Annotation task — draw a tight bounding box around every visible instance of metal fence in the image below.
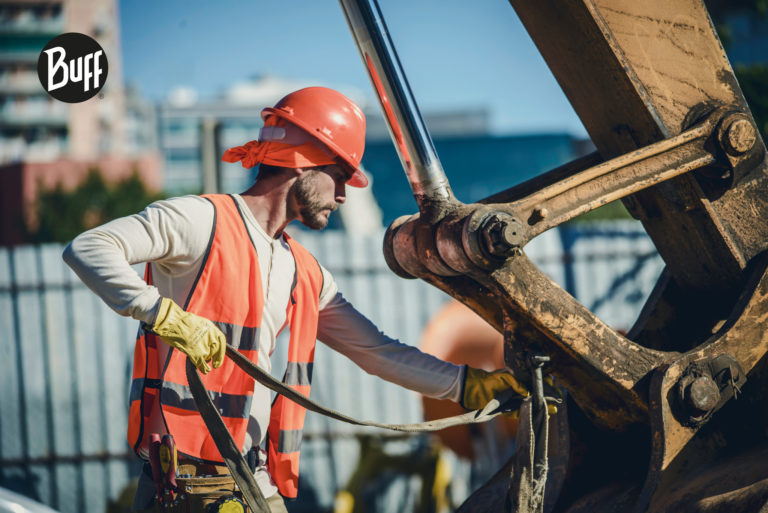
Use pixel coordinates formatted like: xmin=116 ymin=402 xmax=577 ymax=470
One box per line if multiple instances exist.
xmin=0 ymin=222 xmax=664 ymax=513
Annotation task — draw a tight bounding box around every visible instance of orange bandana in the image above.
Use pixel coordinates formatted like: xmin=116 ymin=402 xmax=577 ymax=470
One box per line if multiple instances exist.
xmin=221 ymin=117 xmax=338 ymax=169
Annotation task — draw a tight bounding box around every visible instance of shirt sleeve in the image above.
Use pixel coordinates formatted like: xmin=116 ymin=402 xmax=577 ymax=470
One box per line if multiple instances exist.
xmin=317 ymin=262 xmax=339 ymax=310
xmin=62 ymin=195 xmax=214 ymax=324
xmin=316 ymin=292 xmax=465 ymax=402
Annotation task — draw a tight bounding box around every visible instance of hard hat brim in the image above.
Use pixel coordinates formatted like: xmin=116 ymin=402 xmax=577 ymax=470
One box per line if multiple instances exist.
xmin=346 ymin=168 xmax=369 ymax=188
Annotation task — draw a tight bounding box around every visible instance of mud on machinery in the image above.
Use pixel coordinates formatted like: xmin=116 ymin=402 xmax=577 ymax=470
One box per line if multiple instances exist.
xmin=339 ymin=0 xmax=768 ymax=511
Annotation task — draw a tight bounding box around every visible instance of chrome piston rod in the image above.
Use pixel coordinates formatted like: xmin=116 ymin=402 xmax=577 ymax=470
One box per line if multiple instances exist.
xmin=339 ymin=0 xmax=454 ymax=220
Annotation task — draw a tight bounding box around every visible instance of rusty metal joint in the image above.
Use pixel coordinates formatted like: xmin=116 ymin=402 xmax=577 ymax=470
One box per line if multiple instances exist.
xmin=383 ymin=215 xmax=418 ymax=279
xmin=460 ymin=207 xmax=527 ymax=271
xmin=479 ymin=212 xmax=525 ymax=259
xmin=717 ymin=112 xmax=758 ymax=157
xmin=711 ymin=111 xmax=765 ymax=187
xmin=673 ymin=354 xmax=746 ymax=428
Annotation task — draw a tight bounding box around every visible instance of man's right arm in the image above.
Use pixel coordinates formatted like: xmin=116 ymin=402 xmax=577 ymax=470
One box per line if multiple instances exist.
xmin=62 ymin=196 xmax=214 ymax=324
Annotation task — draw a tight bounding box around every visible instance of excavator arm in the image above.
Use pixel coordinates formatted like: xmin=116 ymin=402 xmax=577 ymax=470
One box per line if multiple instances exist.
xmin=339 ymin=0 xmax=768 ymax=511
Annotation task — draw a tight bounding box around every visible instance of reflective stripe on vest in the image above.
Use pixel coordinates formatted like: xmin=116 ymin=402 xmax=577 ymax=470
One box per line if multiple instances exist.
xmin=126 ymin=194 xmax=323 ymax=498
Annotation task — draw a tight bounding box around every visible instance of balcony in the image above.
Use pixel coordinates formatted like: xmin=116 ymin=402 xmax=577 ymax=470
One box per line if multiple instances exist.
xmin=0 ymin=7 xmax=64 ymax=36
xmin=0 ymin=71 xmax=41 ymax=94
xmin=0 ymin=99 xmax=68 ymax=126
xmin=0 ymin=50 xmax=39 ymax=63
xmin=0 ymin=136 xmax=66 ymax=165
xmin=0 ymin=19 xmax=63 ymax=36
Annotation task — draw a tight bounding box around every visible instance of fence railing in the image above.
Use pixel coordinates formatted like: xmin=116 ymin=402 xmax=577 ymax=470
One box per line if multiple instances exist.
xmin=0 ymin=222 xmax=664 ymax=513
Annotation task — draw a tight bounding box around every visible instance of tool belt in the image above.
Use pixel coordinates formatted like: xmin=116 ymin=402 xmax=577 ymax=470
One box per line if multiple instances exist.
xmin=147 ymin=459 xmax=250 ymax=513
xmin=143 ymin=435 xmax=253 ymax=513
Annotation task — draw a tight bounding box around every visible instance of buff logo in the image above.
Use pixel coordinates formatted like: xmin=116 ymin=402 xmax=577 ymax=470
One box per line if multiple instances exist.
xmin=38 ymin=33 xmax=109 ymax=103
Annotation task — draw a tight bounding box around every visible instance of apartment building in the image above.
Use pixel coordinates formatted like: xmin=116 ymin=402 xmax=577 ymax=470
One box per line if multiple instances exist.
xmin=0 ymin=0 xmax=125 ymax=164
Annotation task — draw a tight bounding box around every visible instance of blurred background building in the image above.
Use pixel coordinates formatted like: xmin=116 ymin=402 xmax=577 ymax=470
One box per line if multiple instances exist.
xmin=0 ymin=0 xmax=68 ymax=163
xmin=0 ymin=0 xmax=161 ymax=246
xmin=0 ymin=0 xmax=126 ymax=162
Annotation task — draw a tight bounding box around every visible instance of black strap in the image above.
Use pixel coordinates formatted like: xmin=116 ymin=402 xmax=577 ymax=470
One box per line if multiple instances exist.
xmin=186 ymin=359 xmax=271 ymax=513
xmin=225 ymin=345 xmax=523 ymax=431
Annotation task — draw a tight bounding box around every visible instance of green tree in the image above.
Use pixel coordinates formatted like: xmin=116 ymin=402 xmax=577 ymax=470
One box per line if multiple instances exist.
xmin=28 ymin=167 xmax=165 ymax=243
xmin=705 ymin=0 xmax=768 ymax=48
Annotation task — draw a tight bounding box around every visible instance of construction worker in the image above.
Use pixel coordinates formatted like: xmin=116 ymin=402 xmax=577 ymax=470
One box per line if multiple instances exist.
xmin=63 ymin=87 xmax=529 ymax=513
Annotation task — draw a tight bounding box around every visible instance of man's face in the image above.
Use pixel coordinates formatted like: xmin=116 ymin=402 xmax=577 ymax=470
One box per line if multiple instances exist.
xmin=291 ymin=164 xmax=349 ymax=230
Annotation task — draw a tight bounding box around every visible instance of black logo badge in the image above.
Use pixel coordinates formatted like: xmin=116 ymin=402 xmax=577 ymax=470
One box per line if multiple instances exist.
xmin=37 ymin=32 xmax=108 ymax=103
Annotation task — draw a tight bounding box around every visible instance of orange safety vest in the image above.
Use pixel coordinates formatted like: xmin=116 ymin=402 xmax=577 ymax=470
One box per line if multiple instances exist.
xmin=126 ymin=193 xmax=324 ymax=498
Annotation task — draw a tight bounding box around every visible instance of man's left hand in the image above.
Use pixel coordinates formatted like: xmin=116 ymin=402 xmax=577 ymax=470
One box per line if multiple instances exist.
xmin=460 ymin=366 xmax=530 ymax=411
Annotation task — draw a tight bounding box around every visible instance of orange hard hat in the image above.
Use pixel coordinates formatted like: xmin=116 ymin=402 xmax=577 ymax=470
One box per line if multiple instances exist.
xmin=262 ymin=87 xmax=368 ymax=187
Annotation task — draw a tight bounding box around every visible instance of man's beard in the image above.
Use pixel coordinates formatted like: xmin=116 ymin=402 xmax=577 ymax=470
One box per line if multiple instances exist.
xmin=292 ymin=171 xmax=338 ymax=230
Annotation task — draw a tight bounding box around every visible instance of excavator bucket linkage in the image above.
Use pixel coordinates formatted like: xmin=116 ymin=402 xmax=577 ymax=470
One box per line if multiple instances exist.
xmin=340 ymin=0 xmax=768 ymax=511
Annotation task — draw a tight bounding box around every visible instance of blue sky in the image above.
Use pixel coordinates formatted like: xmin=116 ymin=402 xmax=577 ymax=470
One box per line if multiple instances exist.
xmin=119 ymin=1 xmax=587 ymax=136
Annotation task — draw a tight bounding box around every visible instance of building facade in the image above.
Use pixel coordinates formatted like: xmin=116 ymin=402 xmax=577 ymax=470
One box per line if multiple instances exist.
xmin=0 ymin=0 xmax=126 ymax=164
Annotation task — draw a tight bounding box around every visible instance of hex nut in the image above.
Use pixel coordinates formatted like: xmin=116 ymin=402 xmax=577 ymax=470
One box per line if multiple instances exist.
xmin=481 ymin=214 xmax=524 ymax=257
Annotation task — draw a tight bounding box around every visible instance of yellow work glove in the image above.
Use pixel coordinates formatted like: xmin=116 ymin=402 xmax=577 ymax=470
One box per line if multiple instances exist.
xmin=150 ymin=297 xmax=227 ymax=374
xmin=460 ymin=366 xmax=530 ymax=411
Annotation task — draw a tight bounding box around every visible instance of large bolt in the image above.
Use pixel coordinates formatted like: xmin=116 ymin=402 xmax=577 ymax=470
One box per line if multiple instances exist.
xmin=481 ymin=213 xmax=525 ymax=258
xmin=685 ymin=376 xmax=720 ymax=414
xmin=723 ymin=118 xmax=757 ymax=155
xmin=500 ymin=221 xmax=522 ymax=247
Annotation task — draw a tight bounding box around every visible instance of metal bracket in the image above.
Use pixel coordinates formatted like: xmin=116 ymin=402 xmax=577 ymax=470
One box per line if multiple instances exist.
xmin=673 ymin=354 xmax=746 ymax=428
xmin=633 ymin=252 xmax=768 ymax=512
xmin=342 ymin=0 xmax=768 ymax=509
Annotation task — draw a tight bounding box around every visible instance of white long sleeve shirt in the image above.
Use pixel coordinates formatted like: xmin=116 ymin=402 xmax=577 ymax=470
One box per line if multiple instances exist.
xmin=63 ymin=194 xmax=463 ymax=497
